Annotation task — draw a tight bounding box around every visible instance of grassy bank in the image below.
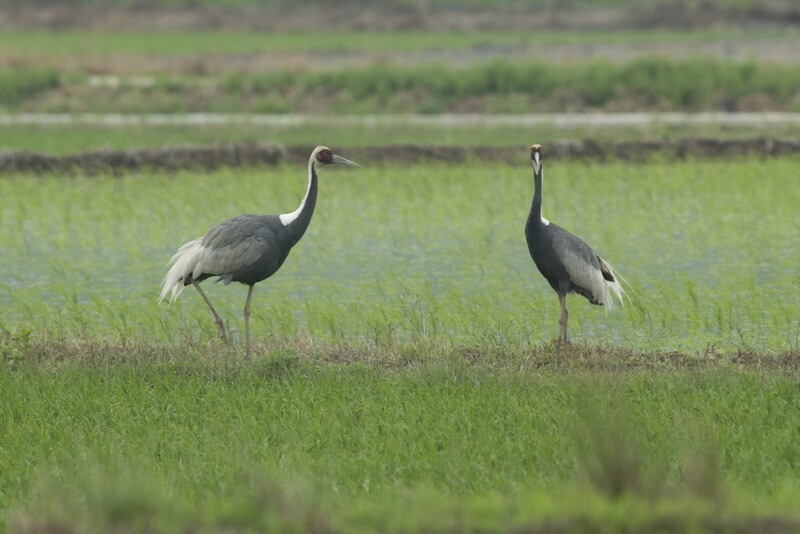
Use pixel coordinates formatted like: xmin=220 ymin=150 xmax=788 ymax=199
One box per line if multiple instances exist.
xmin=2 ymin=347 xmax=800 ymax=533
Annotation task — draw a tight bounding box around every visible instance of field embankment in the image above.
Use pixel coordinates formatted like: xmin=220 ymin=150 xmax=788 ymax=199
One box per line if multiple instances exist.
xmin=2 ymin=137 xmax=800 ymax=175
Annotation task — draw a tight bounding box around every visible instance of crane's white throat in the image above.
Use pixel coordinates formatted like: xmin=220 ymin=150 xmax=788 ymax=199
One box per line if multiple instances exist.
xmin=279 ymin=160 xmax=315 ymax=226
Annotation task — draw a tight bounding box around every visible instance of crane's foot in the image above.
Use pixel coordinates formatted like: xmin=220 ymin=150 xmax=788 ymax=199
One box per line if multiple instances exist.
xmin=557 ymin=322 xmax=569 ymax=346
xmin=214 ymin=319 xmax=228 ymax=342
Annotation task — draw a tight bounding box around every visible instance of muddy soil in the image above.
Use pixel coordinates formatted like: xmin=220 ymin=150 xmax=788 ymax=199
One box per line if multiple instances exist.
xmin=2 ymin=138 xmax=798 ymax=176
xmin=0 ymin=142 xmax=286 ymax=176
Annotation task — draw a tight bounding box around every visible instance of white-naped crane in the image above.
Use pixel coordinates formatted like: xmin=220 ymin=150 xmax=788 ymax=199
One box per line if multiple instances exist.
xmin=159 ymin=145 xmax=360 ymax=360
xmin=525 ymin=144 xmax=624 ymax=344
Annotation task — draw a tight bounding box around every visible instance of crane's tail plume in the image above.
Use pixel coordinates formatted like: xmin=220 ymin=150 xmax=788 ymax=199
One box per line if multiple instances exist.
xmin=159 ymin=238 xmax=204 ymax=304
xmin=598 ymin=257 xmax=626 ymax=310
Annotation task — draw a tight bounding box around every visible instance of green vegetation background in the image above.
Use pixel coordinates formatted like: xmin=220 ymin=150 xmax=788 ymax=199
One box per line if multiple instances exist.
xmin=2 ymin=3 xmax=800 ymax=532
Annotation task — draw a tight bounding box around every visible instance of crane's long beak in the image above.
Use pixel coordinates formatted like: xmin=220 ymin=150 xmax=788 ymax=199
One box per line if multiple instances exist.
xmin=333 ymin=154 xmax=360 ymax=167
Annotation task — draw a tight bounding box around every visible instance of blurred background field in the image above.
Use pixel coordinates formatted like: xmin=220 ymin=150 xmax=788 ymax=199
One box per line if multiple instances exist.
xmin=2 ymin=1 xmax=800 ymax=532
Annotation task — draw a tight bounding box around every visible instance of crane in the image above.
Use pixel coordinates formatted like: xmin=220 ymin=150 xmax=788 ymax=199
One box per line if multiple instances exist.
xmin=524 ymin=144 xmax=624 ymax=344
xmin=159 ymin=145 xmax=360 ymax=360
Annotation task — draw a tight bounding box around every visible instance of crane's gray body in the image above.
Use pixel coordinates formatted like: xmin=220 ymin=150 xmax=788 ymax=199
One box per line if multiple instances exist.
xmin=167 ymin=167 xmax=317 ymax=294
xmin=191 ymin=214 xmax=298 ymax=286
xmin=525 ymin=220 xmax=609 ymax=305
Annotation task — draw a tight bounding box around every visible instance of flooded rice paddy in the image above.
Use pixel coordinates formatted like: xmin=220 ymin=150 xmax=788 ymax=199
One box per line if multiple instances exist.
xmin=1 ymin=157 xmax=798 ymax=352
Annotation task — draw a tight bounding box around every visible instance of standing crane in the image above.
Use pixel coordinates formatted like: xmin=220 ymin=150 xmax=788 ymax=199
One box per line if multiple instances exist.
xmin=159 ymin=145 xmax=360 ymax=360
xmin=524 ymin=144 xmax=624 ymax=344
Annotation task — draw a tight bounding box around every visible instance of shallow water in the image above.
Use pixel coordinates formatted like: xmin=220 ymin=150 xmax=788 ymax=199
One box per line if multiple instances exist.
xmin=1 ymin=159 xmax=798 ymax=352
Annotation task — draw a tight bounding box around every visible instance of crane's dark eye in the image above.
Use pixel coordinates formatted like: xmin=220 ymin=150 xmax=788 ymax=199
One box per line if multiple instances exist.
xmin=317 ymin=150 xmax=333 ymax=163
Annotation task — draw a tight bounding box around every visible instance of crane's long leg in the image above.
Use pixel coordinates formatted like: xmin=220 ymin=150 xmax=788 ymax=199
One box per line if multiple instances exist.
xmin=243 ymin=285 xmax=255 ymax=361
xmin=557 ymin=293 xmax=569 ymax=345
xmin=192 ymin=280 xmax=227 ymax=341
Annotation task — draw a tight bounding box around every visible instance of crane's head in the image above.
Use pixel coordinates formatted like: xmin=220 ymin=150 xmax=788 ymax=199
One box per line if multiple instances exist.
xmin=312 ymin=145 xmax=360 ymax=170
xmin=530 ymin=144 xmax=543 ymax=175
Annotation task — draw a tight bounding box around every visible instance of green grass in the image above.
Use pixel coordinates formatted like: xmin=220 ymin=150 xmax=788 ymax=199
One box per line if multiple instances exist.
xmin=5 ymin=57 xmax=800 ymax=113
xmin=3 ymin=29 xmax=797 ymax=59
xmin=0 ymin=67 xmax=58 ymax=107
xmin=2 ymin=351 xmax=800 ymax=533
xmin=227 ymin=58 xmax=800 ymax=112
xmin=1 ymin=158 xmax=798 ymax=353
xmin=6 ymin=120 xmax=800 ymax=155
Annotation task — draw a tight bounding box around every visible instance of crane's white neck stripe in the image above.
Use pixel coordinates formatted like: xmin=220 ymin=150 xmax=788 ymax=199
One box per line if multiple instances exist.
xmin=537 ymin=167 xmax=549 ymax=225
xmin=279 ymin=207 xmax=302 ymax=226
xmin=279 ymin=160 xmax=316 ymax=226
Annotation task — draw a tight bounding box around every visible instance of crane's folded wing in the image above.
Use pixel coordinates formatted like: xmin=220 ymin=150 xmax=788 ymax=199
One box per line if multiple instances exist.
xmin=195 ymin=231 xmax=270 ymax=280
xmin=551 ymin=232 xmax=611 ymax=307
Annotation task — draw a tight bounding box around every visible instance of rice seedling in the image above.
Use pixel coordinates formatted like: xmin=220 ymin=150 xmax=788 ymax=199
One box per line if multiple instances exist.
xmin=0 ymin=157 xmax=797 ymax=353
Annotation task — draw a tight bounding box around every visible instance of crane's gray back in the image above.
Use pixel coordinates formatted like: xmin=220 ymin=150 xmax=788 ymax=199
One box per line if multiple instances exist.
xmin=197 ymin=214 xmax=290 ymax=285
xmin=529 ymin=222 xmax=610 ymax=304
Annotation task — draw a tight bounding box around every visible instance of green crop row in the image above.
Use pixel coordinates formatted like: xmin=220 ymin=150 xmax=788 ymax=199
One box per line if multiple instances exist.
xmin=227 ymin=57 xmax=800 ymax=111
xmin=4 ymin=57 xmax=799 ymax=113
xmin=0 ymin=67 xmax=58 ymax=108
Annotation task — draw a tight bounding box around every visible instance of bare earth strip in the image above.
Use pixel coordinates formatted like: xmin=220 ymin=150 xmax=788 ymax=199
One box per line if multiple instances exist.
xmin=2 ymin=137 xmax=799 ymax=175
